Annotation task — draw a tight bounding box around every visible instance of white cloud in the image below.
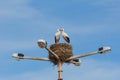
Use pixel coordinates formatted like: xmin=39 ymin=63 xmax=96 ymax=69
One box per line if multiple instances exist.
xmin=0 ymin=40 xmax=36 ymax=53
xmin=66 ymin=25 xmax=112 ymax=36
xmin=0 ymin=0 xmax=43 ymax=21
xmin=62 ymin=59 xmax=120 ymax=80
xmin=82 ymin=0 xmax=120 ymax=6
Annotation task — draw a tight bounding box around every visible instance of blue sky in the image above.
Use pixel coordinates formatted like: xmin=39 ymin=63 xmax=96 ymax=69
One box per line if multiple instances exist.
xmin=0 ymin=0 xmax=120 ymax=80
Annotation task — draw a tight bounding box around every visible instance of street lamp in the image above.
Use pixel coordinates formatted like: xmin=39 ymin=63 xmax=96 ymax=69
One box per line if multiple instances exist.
xmin=37 ymin=39 xmax=47 ymax=48
xmin=98 ymin=46 xmax=111 ymax=54
xmin=12 ymin=39 xmax=111 ymax=80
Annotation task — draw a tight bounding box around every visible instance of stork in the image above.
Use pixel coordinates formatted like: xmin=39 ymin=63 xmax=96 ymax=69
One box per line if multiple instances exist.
xmin=55 ymin=29 xmax=61 ymax=43
xmin=60 ymin=28 xmax=70 ymax=43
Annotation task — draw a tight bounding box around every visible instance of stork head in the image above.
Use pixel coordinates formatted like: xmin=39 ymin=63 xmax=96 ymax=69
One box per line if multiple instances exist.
xmin=59 ymin=28 xmax=64 ymax=32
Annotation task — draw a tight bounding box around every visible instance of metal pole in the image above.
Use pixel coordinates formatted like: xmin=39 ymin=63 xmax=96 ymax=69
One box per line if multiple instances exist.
xmin=58 ymin=62 xmax=63 ymax=80
xmin=12 ymin=56 xmax=50 ymax=61
xmin=45 ymin=47 xmax=59 ymax=60
xmin=66 ymin=51 xmax=100 ymax=61
xmin=66 ymin=47 xmax=111 ymax=61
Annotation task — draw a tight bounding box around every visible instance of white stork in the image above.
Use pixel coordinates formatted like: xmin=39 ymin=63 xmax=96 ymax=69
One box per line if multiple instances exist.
xmin=55 ymin=29 xmax=61 ymax=43
xmin=60 ymin=28 xmax=70 ymax=43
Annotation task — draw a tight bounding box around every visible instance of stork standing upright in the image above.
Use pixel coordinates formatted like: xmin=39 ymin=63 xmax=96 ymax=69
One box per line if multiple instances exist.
xmin=60 ymin=28 xmax=70 ymax=43
xmin=55 ymin=29 xmax=61 ymax=43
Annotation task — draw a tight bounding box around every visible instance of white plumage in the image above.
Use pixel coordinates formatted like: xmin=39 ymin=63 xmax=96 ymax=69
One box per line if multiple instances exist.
xmin=60 ymin=28 xmax=70 ymax=43
xmin=55 ymin=29 xmax=61 ymax=43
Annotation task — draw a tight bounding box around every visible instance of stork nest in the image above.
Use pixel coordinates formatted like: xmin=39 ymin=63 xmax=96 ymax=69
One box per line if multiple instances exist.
xmin=49 ymin=43 xmax=73 ymax=65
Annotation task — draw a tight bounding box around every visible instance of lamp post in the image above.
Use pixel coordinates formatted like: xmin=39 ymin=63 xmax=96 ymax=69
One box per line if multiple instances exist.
xmin=12 ymin=39 xmax=111 ymax=80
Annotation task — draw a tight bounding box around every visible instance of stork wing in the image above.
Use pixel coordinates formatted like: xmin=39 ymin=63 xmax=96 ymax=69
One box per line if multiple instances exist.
xmin=63 ymin=36 xmax=70 ymax=43
xmin=55 ymin=36 xmax=60 ymax=43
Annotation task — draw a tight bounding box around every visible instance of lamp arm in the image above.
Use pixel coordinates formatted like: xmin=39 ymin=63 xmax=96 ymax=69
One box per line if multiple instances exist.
xmin=12 ymin=56 xmax=50 ymax=61
xmin=45 ymin=47 xmax=59 ymax=60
